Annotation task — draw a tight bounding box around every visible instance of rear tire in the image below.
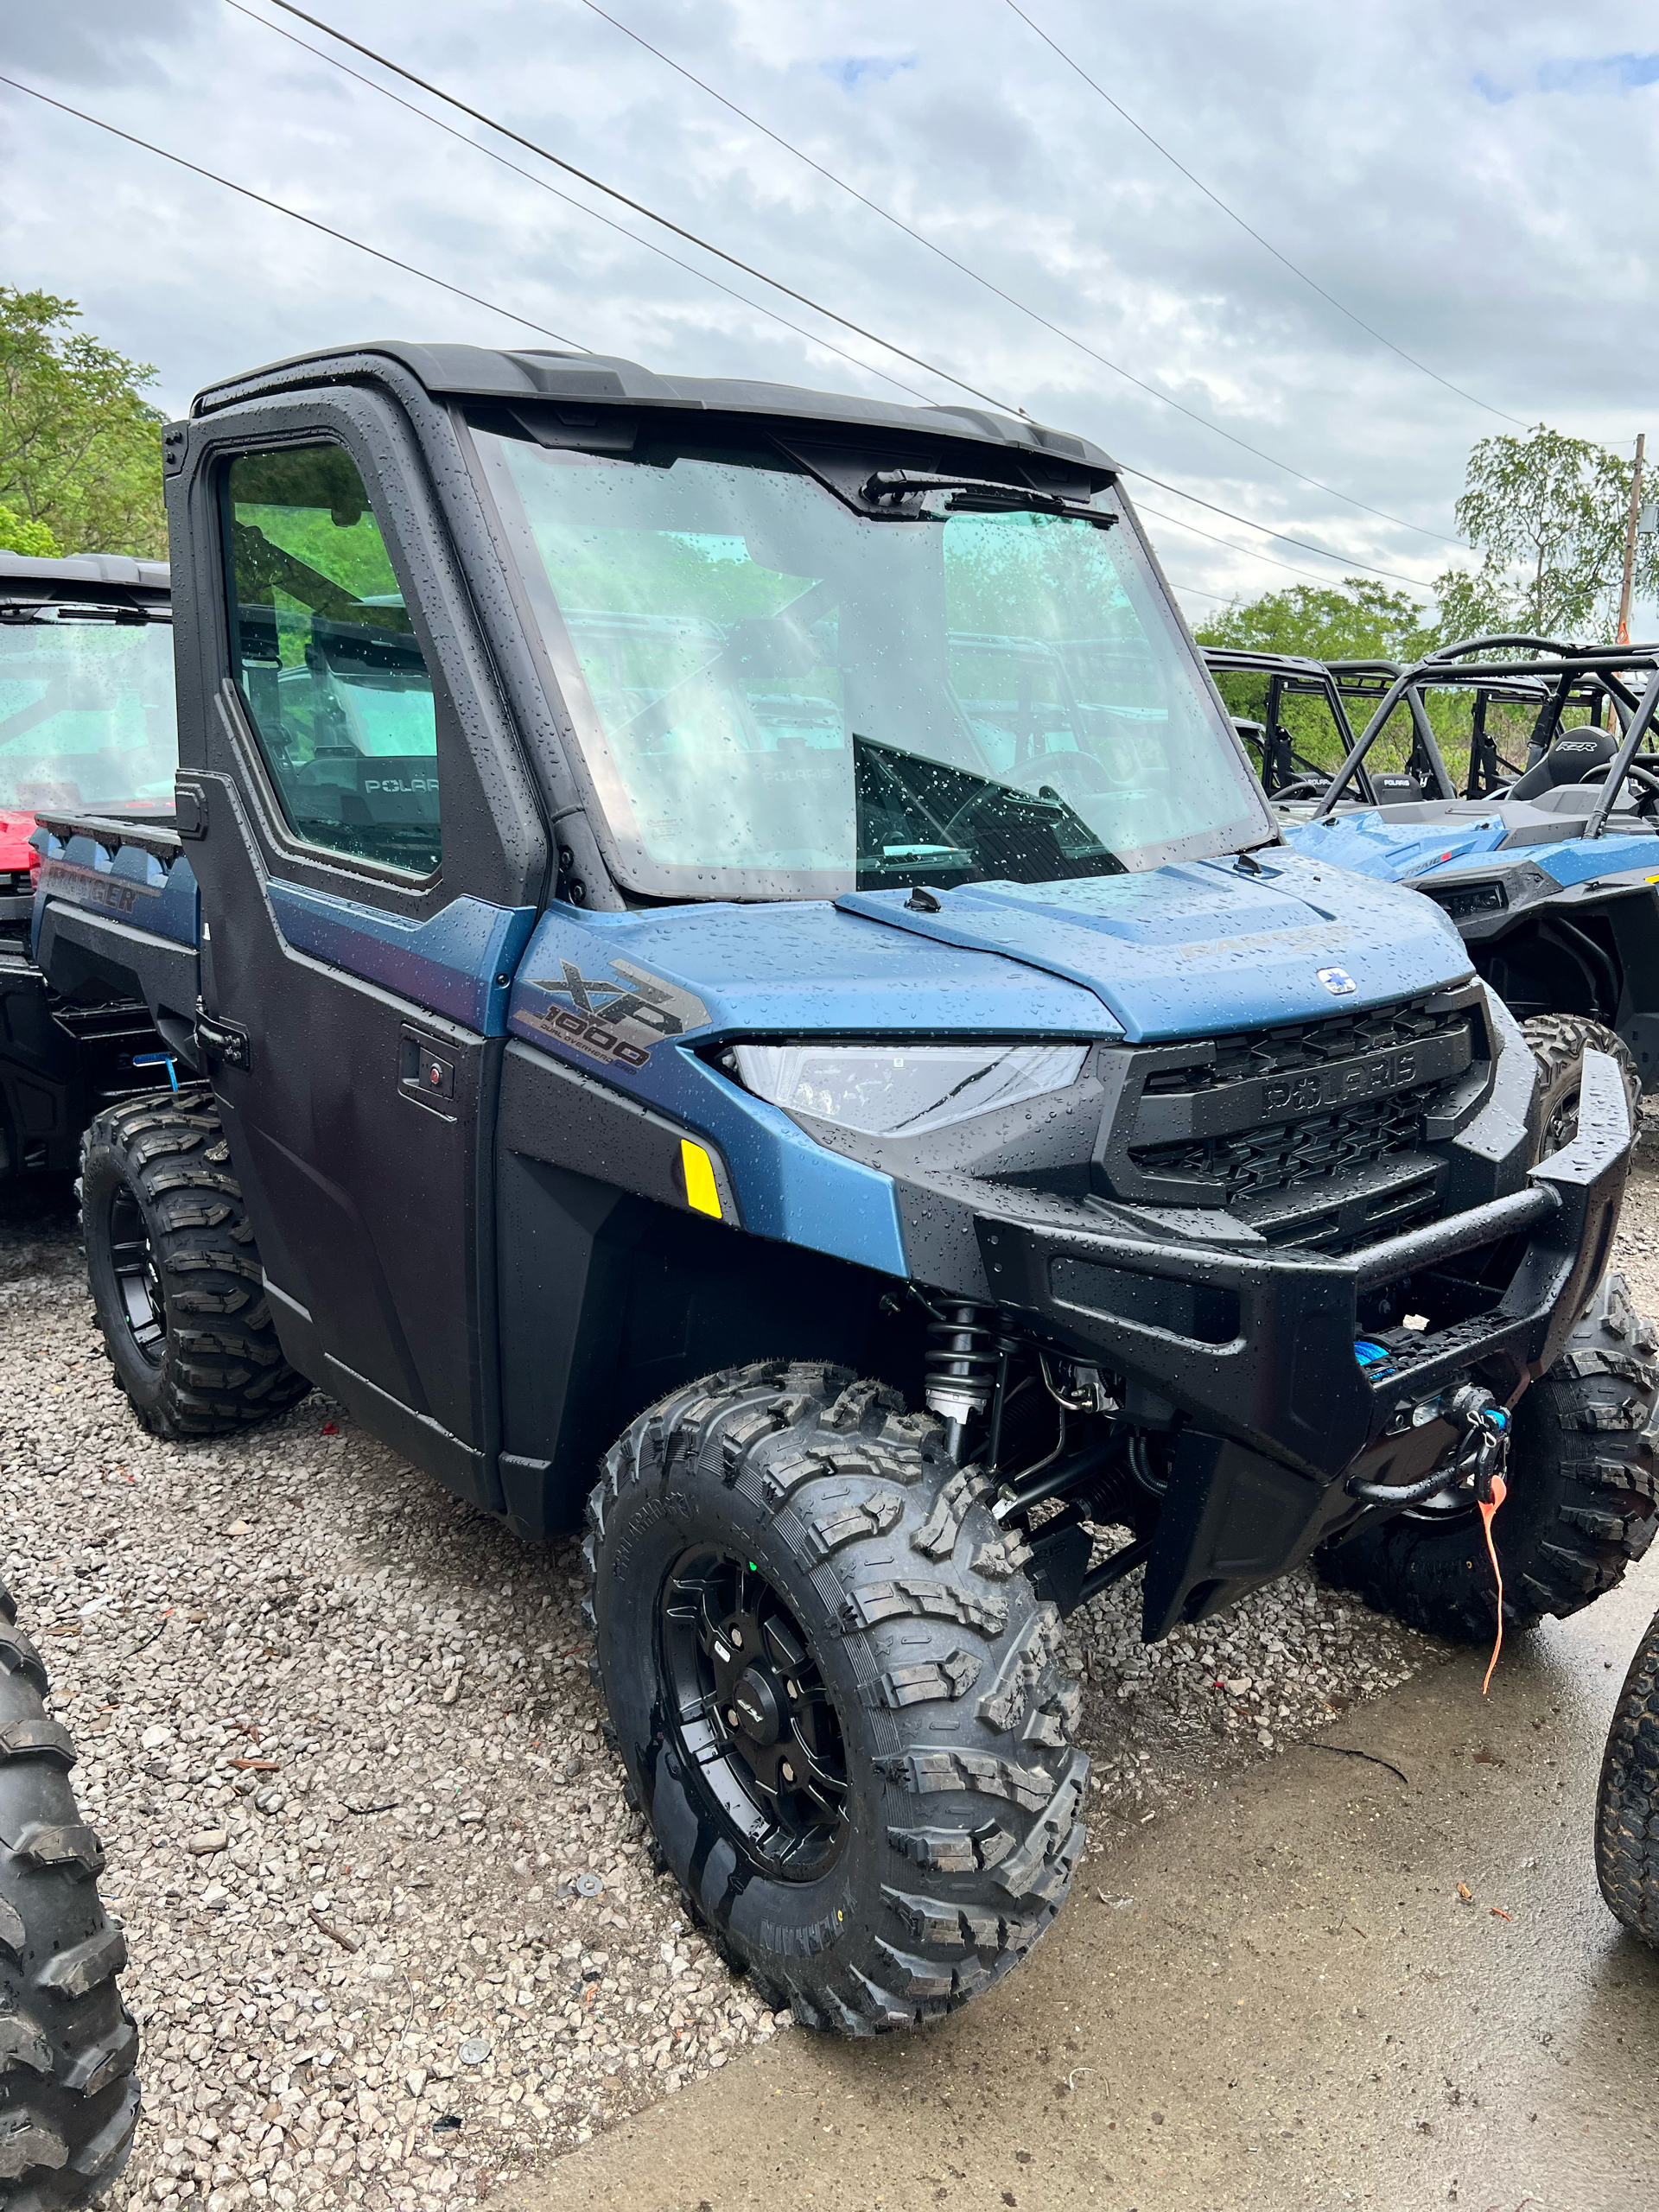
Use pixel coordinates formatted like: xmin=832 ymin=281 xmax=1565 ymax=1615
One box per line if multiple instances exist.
xmin=79 ymin=1088 xmax=310 ymax=1439
xmin=1317 ymin=1272 xmax=1659 ymax=1642
xmin=1522 ymin=1014 xmax=1638 ymax=1161
xmin=1597 ymin=1602 xmax=1659 ymax=1944
xmin=584 ymin=1362 xmax=1086 ymax=2035
xmin=0 ymin=1582 xmax=139 ymax=2212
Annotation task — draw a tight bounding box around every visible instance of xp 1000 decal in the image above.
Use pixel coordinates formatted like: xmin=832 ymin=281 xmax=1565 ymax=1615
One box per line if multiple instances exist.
xmin=520 ymin=956 xmax=709 ymax=1071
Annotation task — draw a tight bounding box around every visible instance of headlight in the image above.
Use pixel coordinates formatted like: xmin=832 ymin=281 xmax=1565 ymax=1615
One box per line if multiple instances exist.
xmin=729 ymin=1041 xmax=1090 ymax=1136
xmin=1427 ymin=880 xmax=1507 ymax=921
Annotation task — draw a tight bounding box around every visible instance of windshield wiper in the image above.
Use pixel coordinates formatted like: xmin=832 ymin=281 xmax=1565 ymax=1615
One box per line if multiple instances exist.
xmin=860 ymin=470 xmax=1114 ymax=523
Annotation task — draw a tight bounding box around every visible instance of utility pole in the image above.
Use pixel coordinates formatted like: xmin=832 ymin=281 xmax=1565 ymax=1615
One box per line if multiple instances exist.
xmin=1618 ymin=431 xmax=1645 ymax=645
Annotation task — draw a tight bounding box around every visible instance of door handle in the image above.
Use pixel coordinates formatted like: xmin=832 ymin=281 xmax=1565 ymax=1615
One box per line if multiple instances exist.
xmin=399 ymin=1029 xmax=454 ymax=1101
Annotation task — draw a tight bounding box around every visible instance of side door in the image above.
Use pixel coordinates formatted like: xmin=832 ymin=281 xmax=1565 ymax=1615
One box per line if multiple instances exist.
xmin=175 ymin=410 xmax=548 ymax=1508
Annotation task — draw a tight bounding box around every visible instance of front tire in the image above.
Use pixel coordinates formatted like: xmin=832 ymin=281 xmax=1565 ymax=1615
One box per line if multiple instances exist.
xmin=79 ymin=1089 xmax=310 ymax=1438
xmin=583 ymin=1362 xmax=1086 ymax=2035
xmin=1522 ymin=1014 xmax=1638 ymax=1160
xmin=0 ymin=1583 xmax=139 ymax=2212
xmin=1318 ymin=1272 xmax=1659 ymax=1642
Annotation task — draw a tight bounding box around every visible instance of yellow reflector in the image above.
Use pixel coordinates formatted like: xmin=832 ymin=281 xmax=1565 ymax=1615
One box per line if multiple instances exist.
xmin=680 ymin=1139 xmax=722 ymax=1218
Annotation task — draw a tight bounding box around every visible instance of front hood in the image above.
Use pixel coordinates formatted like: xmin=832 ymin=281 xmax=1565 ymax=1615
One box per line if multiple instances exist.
xmin=837 ymin=850 xmax=1470 ymax=1039
xmin=508 ymin=849 xmax=1472 ymax=1059
xmin=1281 ymin=811 xmax=1511 ymax=883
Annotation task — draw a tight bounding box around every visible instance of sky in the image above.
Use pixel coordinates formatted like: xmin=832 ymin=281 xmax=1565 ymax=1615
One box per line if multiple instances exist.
xmin=3 ymin=0 xmax=1657 ymax=626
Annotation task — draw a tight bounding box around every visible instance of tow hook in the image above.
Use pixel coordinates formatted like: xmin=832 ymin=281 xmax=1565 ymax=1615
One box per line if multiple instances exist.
xmin=1347 ymin=1382 xmax=1511 ymax=1507
xmin=1446 ymin=1383 xmax=1511 ymax=1507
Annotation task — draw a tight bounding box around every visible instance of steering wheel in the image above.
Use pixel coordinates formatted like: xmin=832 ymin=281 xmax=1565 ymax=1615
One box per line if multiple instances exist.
xmin=1005 ymin=747 xmax=1118 ymax=799
xmin=1584 ymin=762 xmax=1659 ymax=817
xmin=1271 ymin=772 xmax=1332 ymax=804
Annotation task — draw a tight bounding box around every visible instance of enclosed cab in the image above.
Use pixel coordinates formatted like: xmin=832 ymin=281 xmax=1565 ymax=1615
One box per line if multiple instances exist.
xmin=0 ymin=553 xmax=175 ymax=1175
xmin=31 ymin=348 xmax=1657 ymax=2032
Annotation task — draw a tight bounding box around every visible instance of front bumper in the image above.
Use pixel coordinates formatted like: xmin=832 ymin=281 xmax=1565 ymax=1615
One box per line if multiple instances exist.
xmin=976 ymin=1049 xmax=1632 ymax=1634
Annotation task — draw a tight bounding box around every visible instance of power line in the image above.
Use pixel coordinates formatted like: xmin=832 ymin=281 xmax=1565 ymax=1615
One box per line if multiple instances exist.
xmin=263 ymin=1 xmax=1468 ymax=592
xmin=269 ymin=0 xmax=1014 ymax=414
xmin=222 ymin=1 xmax=934 ymax=406
xmin=1166 ymin=579 xmax=1234 ymax=607
xmin=1135 ymin=499 xmax=1433 ymax=597
xmin=1005 ymin=1 xmax=1530 ymax=429
xmin=0 ymin=73 xmax=588 ymax=350
xmin=1121 ymin=467 xmax=1440 ymax=590
xmin=7 ymin=24 xmax=1452 ymax=605
xmin=569 ymin=0 xmax=1461 ymax=546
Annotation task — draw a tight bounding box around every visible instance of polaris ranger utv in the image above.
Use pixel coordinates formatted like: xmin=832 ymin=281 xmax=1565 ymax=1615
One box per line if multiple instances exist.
xmin=0 ymin=553 xmax=177 ymax=1179
xmin=31 ymin=346 xmax=1658 ymax=2035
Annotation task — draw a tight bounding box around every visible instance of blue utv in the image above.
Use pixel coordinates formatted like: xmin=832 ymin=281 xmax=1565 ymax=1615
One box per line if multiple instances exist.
xmin=1276 ymin=637 xmax=1659 ymax=1154
xmin=22 ymin=350 xmax=1657 ymax=2038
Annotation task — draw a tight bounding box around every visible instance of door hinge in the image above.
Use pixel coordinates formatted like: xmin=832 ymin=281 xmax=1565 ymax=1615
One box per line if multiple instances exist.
xmin=195 ymin=1001 xmax=251 ymax=1071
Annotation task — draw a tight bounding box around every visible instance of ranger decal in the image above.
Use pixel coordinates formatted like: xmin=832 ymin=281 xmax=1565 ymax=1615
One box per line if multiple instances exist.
xmin=39 ymin=857 xmax=162 ymax=915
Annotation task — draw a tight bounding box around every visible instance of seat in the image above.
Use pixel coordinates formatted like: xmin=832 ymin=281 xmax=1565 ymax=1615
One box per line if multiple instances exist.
xmin=1507 ymin=726 xmax=1619 ymax=800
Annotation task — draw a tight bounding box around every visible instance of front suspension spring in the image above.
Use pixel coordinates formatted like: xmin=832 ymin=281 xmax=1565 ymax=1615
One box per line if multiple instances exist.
xmin=924 ymin=1303 xmax=1020 ymax=1464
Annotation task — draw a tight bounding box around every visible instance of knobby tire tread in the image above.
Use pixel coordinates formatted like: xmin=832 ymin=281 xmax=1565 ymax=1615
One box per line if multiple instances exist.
xmin=583 ymin=1362 xmax=1086 ymax=2036
xmin=1597 ymin=1601 xmax=1659 ymax=1944
xmin=79 ymin=1087 xmax=309 ymax=1440
xmin=0 ymin=1583 xmax=138 ymax=2212
xmin=1318 ymin=1273 xmax=1659 ymax=1642
xmin=1521 ymin=1014 xmax=1638 ymax=1161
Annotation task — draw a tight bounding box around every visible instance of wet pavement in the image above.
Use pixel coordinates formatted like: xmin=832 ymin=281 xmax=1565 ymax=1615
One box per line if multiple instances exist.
xmin=493 ymin=1551 xmax=1659 ymax=2212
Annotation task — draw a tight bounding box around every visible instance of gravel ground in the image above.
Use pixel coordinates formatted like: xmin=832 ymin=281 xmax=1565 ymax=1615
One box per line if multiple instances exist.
xmin=3 ymin=1152 xmax=1656 ymax=2212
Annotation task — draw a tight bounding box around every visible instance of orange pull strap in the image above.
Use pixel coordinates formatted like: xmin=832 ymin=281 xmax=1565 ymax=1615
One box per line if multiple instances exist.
xmin=1478 ymin=1471 xmax=1508 ymax=1696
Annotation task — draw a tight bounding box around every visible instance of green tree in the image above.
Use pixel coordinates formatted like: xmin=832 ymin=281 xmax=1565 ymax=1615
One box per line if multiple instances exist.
xmin=1194 ymin=577 xmax=1434 ymax=663
xmin=0 ymin=500 xmax=59 ymax=556
xmin=1433 ymin=423 xmax=1656 ymax=642
xmin=0 ymin=288 xmax=166 ymax=558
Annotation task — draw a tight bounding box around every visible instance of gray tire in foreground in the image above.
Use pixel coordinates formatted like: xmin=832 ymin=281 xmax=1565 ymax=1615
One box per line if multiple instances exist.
xmin=584 ymin=1362 xmax=1086 ymax=2035
xmin=1522 ymin=1014 xmax=1639 ymax=1161
xmin=0 ymin=1583 xmax=138 ymax=2211
xmin=79 ymin=1089 xmax=309 ymax=1439
xmin=1318 ymin=1272 xmax=1659 ymax=1642
xmin=1597 ymin=1602 xmax=1659 ymax=1944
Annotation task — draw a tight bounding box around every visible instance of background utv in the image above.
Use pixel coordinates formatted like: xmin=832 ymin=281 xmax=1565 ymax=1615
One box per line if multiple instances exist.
xmin=22 ymin=343 xmax=1657 ymax=2037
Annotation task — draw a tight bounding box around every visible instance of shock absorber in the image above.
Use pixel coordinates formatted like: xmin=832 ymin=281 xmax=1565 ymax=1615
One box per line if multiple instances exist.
xmin=924 ymin=1301 xmax=1002 ymax=1462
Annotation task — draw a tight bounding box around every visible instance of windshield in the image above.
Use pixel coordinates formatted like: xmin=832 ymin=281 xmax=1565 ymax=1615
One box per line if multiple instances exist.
xmin=472 ymin=428 xmax=1267 ymax=899
xmin=0 ymin=609 xmax=177 ymax=816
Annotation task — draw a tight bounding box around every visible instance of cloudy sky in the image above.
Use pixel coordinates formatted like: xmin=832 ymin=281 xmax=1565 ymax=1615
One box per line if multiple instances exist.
xmin=3 ymin=0 xmax=1656 ymax=624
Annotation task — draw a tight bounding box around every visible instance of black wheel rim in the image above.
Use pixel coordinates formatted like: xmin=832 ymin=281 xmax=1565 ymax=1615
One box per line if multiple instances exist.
xmin=658 ymin=1546 xmax=848 ymax=1882
xmin=1542 ymin=1085 xmax=1580 ymax=1157
xmin=109 ymin=1184 xmax=166 ymax=1365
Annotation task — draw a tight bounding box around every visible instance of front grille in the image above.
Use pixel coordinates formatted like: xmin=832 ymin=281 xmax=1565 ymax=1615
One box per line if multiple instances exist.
xmin=1103 ymin=991 xmax=1481 ymax=1224
xmin=1137 ymin=1089 xmax=1433 ymax=1205
xmin=1138 ymin=995 xmax=1467 ymax=1103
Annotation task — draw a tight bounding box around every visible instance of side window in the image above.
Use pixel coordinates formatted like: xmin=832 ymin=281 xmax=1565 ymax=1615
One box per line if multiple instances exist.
xmin=223 ymin=442 xmax=441 ymax=874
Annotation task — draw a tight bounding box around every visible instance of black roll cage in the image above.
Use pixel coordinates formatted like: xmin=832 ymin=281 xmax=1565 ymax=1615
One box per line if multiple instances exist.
xmin=1201 ymin=647 xmax=1373 ymax=800
xmin=1307 ymin=637 xmax=1659 ymax=829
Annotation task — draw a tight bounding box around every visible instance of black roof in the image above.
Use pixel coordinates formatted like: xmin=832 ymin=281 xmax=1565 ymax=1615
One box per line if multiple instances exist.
xmin=0 ymin=551 xmax=169 ymax=611
xmin=189 ymin=340 xmax=1116 ymax=474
